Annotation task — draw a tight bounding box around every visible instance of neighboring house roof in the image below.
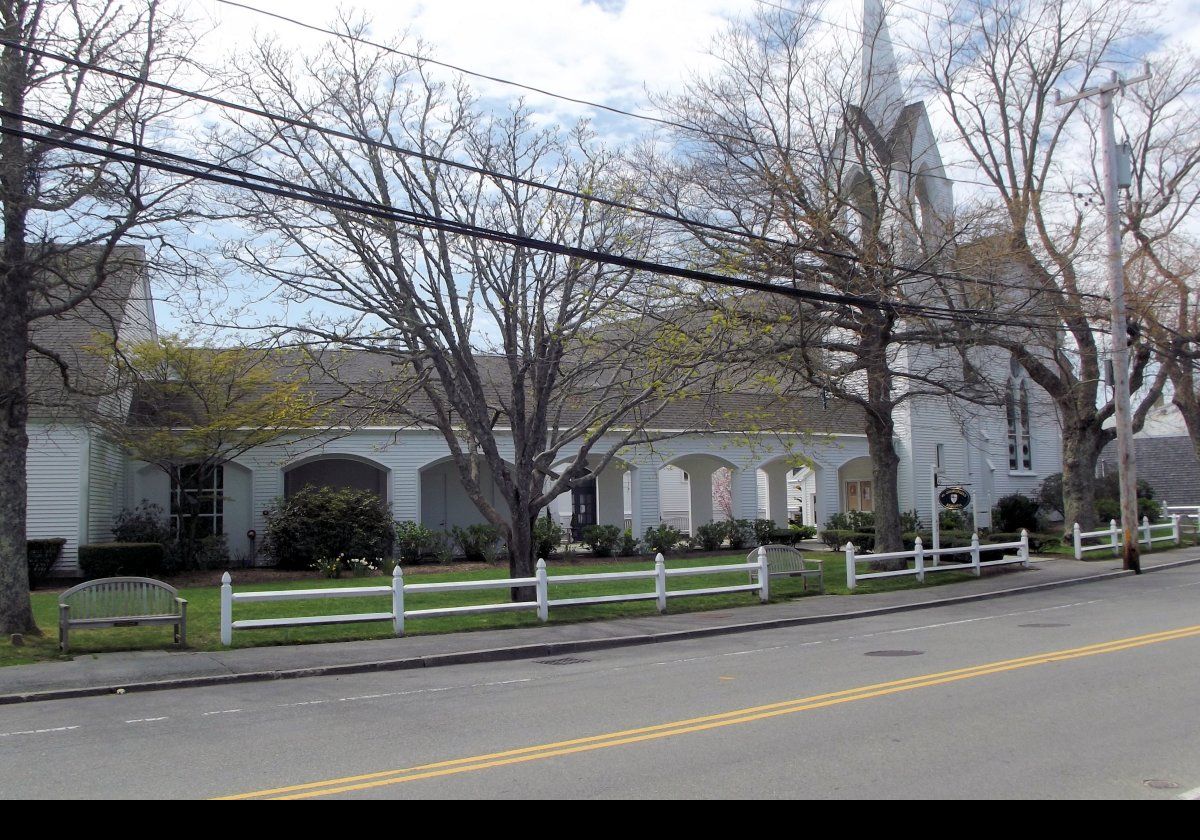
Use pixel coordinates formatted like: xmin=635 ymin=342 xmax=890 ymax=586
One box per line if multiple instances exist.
xmin=1099 ymin=435 xmax=1200 ymax=505
xmin=26 ymin=245 xmax=150 ymax=423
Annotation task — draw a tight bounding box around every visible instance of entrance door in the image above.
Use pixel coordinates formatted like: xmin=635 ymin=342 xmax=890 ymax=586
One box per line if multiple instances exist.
xmin=571 ymin=478 xmax=598 ymax=541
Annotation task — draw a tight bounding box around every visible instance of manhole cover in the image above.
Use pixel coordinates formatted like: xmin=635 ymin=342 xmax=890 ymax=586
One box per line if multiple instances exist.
xmin=864 ymin=650 xmax=924 ymax=657
xmin=535 ymin=657 xmax=591 ymax=666
xmin=1018 ymin=623 xmax=1071 ymax=628
xmin=1144 ymin=779 xmax=1180 ymax=790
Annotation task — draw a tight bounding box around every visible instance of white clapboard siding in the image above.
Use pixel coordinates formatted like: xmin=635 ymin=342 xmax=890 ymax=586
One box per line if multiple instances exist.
xmin=26 ymin=424 xmax=85 ymax=574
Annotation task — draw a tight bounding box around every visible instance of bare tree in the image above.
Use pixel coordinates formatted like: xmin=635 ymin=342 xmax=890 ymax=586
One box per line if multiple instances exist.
xmin=0 ymin=0 xmax=199 ymax=635
xmin=642 ymin=2 xmax=992 ymax=556
xmin=214 ymin=24 xmax=733 ymax=593
xmin=1114 ymin=50 xmax=1200 ymax=462
xmin=917 ymin=0 xmax=1171 ymax=531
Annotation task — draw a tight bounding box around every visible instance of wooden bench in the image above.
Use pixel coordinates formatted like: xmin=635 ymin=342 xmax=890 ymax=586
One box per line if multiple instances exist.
xmin=58 ymin=577 xmax=188 ymax=651
xmin=747 ymin=545 xmax=825 ymax=594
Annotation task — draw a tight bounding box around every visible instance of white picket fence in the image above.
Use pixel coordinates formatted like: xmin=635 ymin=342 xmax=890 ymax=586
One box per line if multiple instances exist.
xmin=844 ymin=531 xmax=1030 ymax=590
xmin=220 ymin=551 xmax=770 ymax=645
xmin=1072 ymin=515 xmax=1181 ymax=559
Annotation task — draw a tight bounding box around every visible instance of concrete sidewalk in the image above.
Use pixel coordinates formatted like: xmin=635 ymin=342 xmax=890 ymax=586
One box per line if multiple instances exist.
xmin=3 ymin=548 xmax=1198 ymax=705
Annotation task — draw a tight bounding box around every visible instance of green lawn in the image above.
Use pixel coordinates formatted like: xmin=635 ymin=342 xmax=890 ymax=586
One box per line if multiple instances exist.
xmin=3 ymin=552 xmax=978 ymax=668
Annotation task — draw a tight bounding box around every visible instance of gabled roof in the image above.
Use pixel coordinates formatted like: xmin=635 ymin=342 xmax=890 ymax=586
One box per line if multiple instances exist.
xmin=126 ymin=344 xmax=865 ymax=437
xmin=26 ymin=245 xmax=149 ymax=423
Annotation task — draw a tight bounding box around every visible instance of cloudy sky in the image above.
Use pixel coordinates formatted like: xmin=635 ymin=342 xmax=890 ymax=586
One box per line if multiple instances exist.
xmin=162 ymin=0 xmax=1199 ymax=335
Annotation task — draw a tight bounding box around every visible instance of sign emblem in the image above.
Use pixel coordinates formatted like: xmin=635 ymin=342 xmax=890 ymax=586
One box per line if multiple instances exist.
xmin=938 ymin=486 xmax=971 ymax=510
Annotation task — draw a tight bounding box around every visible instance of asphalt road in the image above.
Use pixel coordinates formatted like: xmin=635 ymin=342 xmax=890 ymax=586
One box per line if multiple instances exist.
xmin=3 ymin=565 xmax=1200 ymax=799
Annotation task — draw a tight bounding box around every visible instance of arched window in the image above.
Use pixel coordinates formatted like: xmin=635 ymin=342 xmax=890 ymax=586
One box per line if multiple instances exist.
xmin=1006 ymin=359 xmax=1034 ymax=472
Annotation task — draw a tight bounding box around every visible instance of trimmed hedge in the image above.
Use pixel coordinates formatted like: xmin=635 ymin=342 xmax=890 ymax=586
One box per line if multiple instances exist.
xmin=27 ymin=538 xmax=65 ymax=587
xmin=78 ymin=542 xmax=165 ymax=579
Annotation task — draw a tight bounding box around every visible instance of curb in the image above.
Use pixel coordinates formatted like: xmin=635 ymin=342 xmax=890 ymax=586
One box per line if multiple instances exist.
xmin=3 ymin=556 xmax=1198 ymax=706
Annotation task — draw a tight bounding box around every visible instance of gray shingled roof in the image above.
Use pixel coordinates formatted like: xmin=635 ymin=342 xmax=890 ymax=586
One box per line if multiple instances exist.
xmin=126 ymin=345 xmax=865 ymax=436
xmin=1099 ymin=436 xmax=1200 ymax=506
xmin=26 ymin=246 xmax=147 ymax=423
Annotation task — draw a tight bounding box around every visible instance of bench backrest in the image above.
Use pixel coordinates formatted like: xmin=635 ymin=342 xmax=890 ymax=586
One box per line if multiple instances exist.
xmin=746 ymin=544 xmax=808 ymax=572
xmin=59 ymin=577 xmax=181 ymax=619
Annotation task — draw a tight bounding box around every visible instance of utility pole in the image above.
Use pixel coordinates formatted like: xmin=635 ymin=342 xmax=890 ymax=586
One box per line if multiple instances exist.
xmin=1057 ymin=67 xmax=1151 ymax=573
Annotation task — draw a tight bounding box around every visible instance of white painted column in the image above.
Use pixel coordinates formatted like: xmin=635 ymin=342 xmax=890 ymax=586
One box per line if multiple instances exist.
xmin=689 ymin=469 xmax=714 ymax=531
xmin=764 ymin=464 xmax=790 ymax=526
xmin=595 ymin=466 xmax=626 ymax=528
xmin=814 ymin=465 xmax=838 ymax=531
xmin=630 ymin=462 xmax=661 ymax=539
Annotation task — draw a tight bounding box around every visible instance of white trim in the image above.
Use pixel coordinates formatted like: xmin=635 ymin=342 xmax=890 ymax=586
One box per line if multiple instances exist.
xmin=78 ymin=431 xmax=91 ymax=547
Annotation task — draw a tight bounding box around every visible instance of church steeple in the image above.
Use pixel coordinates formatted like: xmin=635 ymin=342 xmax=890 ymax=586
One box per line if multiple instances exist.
xmin=861 ymin=0 xmax=906 ymax=135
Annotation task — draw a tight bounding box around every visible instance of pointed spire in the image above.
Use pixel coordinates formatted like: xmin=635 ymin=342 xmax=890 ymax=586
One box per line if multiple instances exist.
xmin=861 ymin=0 xmax=905 ymax=133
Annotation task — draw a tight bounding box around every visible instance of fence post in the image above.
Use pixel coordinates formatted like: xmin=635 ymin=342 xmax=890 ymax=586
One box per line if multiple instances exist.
xmin=535 ymin=558 xmax=549 ymax=622
xmin=1109 ymin=519 xmax=1120 ymax=557
xmin=655 ymin=553 xmax=667 ymax=614
xmin=914 ymin=536 xmax=925 ymax=583
xmin=220 ymin=572 xmax=232 ymax=646
xmin=392 ymin=565 xmax=405 ymax=637
xmin=1020 ymin=529 xmax=1030 ymax=568
xmin=1173 ymin=513 xmax=1181 ymax=546
xmin=757 ymin=545 xmax=770 ymax=603
xmin=1141 ymin=516 xmax=1151 ymax=548
xmin=844 ymin=542 xmax=856 ymax=590
xmin=971 ymin=532 xmax=981 ymax=577
xmin=1073 ymin=522 xmax=1083 ymax=560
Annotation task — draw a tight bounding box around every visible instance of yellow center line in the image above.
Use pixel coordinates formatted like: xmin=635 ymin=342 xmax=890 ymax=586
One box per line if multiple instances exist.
xmin=218 ymin=623 xmax=1200 ymax=800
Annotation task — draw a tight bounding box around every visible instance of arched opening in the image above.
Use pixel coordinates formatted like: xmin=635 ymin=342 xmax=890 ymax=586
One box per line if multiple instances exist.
xmin=283 ymin=454 xmax=389 ymax=501
xmin=660 ymin=453 xmax=740 ymax=535
xmin=418 ymin=456 xmax=510 ymax=533
xmin=547 ymin=454 xmax=633 ymax=540
xmin=838 ymin=456 xmax=874 ymax=514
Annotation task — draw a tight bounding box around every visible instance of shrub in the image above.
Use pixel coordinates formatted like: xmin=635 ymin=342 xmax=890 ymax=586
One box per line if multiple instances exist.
xmin=644 ymin=524 xmax=683 ymax=555
xmin=695 ymin=521 xmax=727 ymax=551
xmin=616 ymin=528 xmax=640 ymax=557
xmin=821 ymin=530 xmax=875 ymax=551
xmin=112 ymin=501 xmax=173 ymax=545
xmin=27 ymin=538 xmax=65 ymax=587
xmin=264 ymin=486 xmax=395 ymax=570
xmin=726 ymin=519 xmax=754 ymax=550
xmin=582 ymin=524 xmax=622 ymax=557
xmin=395 ymin=521 xmax=437 ymax=563
xmin=78 ymin=542 xmax=165 ymax=579
xmin=992 ymin=493 xmax=1039 ymax=533
xmin=452 ymin=524 xmax=502 ymax=564
xmin=939 ymin=509 xmax=967 ymax=531
xmin=788 ymin=524 xmax=817 ymax=540
xmin=752 ymin=519 xmax=775 ymax=547
xmin=826 ymin=510 xmax=874 ymax=531
xmin=534 ymin=517 xmax=565 ymax=560
xmin=901 ymin=510 xmax=923 ymax=531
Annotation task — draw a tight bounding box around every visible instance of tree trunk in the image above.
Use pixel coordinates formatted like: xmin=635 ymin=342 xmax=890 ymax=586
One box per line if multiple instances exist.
xmin=863 ymin=327 xmax=904 ymax=564
xmin=0 ymin=16 xmax=36 ymax=635
xmin=0 ymin=274 xmax=35 ymax=635
xmin=506 ymin=499 xmax=537 ymax=603
xmin=864 ymin=409 xmax=904 ymax=565
xmin=1061 ymin=423 xmax=1105 ymax=534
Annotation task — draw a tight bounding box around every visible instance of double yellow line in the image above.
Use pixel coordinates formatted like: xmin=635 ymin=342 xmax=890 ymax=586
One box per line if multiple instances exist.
xmin=220 ymin=623 xmax=1200 ymax=799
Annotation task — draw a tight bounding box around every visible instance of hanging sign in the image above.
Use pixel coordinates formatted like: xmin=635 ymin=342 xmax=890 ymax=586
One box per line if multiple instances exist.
xmin=938 ymin=486 xmax=971 ymax=510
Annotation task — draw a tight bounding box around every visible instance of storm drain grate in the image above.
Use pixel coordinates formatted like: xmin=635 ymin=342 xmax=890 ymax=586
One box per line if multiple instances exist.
xmin=1145 ymin=779 xmax=1180 ymax=790
xmin=1018 ymin=623 xmax=1071 ymax=628
xmin=864 ymin=650 xmax=924 ymax=657
xmin=535 ymin=657 xmax=591 ymax=666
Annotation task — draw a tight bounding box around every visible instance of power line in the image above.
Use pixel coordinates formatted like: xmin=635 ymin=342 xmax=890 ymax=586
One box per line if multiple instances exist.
xmin=3 ymin=120 xmax=1077 ymax=333
xmin=210 ymin=0 xmax=1087 ymax=200
xmin=1 ymin=37 xmax=1099 ymax=307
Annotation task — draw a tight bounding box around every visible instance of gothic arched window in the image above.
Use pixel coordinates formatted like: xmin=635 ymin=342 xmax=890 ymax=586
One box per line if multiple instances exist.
xmin=1006 ymin=358 xmax=1034 ymax=472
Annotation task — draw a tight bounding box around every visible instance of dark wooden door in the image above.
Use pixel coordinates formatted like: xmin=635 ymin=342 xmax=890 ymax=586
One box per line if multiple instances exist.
xmin=571 ymin=478 xmax=597 ymax=540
